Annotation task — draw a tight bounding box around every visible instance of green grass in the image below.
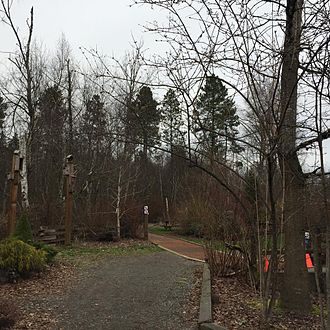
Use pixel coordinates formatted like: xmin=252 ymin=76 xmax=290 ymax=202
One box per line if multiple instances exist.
xmin=247 ymin=298 xmax=263 ymax=310
xmin=148 ymin=225 xmax=202 ymax=243
xmin=247 ymin=298 xmax=284 ymax=314
xmin=148 ymin=225 xmax=176 ymax=235
xmin=56 ymin=242 xmax=162 ymax=265
xmin=311 ymin=304 xmax=327 ymax=316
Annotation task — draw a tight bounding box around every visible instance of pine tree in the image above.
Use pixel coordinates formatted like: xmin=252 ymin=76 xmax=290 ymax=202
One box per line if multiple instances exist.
xmin=78 ymin=94 xmax=108 ymax=222
xmin=31 ymin=86 xmax=66 ymax=224
xmin=159 ymin=89 xmax=187 ymax=216
xmin=81 ymin=94 xmax=107 ymax=157
xmin=34 ymin=86 xmax=66 ymax=164
xmin=195 ymin=74 xmax=242 ymax=162
xmin=38 ymin=86 xmax=66 ymax=144
xmin=14 ymin=213 xmax=33 ymax=243
xmin=161 ymin=88 xmax=185 ymax=151
xmin=129 ymin=86 xmax=159 ymax=159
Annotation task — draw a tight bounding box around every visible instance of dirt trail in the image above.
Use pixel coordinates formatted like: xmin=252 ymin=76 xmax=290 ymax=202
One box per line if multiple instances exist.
xmin=149 ymin=233 xmax=206 ymax=262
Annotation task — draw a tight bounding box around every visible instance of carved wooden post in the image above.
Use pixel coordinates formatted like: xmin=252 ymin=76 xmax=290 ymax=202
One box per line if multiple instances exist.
xmin=7 ymin=151 xmax=22 ymax=236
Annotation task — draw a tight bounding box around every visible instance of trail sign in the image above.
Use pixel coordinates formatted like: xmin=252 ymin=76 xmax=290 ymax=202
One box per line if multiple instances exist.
xmin=143 ymin=205 xmax=149 ymax=215
xmin=143 ymin=206 xmax=149 ymax=240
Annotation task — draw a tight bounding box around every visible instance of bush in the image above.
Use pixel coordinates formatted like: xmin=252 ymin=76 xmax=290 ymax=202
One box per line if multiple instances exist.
xmin=30 ymin=241 xmax=58 ymax=264
xmin=0 ymin=239 xmax=46 ymax=276
xmin=14 ymin=213 xmax=33 ymax=243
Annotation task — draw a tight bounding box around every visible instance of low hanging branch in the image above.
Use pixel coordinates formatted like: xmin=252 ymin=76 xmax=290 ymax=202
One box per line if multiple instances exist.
xmin=294 ymin=128 xmax=330 ymax=154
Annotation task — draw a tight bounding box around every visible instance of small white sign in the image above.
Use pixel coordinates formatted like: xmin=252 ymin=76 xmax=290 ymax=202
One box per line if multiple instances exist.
xmin=143 ymin=206 xmax=149 ymax=215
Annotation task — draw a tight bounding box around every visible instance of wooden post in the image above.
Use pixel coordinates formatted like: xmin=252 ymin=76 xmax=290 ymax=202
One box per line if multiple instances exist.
xmin=7 ymin=151 xmax=22 ymax=236
xmin=64 ymin=155 xmax=75 ymax=245
xmin=143 ymin=205 xmax=149 ymax=240
xmin=165 ymin=197 xmax=170 ymax=224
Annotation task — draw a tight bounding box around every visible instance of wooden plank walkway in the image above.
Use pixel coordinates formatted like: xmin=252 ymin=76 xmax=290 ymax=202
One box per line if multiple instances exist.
xmin=149 ymin=233 xmax=205 ymax=262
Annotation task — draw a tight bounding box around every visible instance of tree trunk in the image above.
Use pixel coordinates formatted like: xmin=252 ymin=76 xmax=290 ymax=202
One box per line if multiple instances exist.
xmin=67 ymin=60 xmax=73 ymax=154
xmin=279 ymin=0 xmax=311 ymax=312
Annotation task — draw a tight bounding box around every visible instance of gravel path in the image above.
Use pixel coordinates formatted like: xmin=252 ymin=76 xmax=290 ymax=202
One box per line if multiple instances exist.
xmin=36 ymin=251 xmax=200 ymax=330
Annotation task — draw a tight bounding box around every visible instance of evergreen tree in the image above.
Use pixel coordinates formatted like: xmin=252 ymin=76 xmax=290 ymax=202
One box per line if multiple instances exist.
xmin=34 ymin=86 xmax=66 ymax=165
xmin=38 ymin=86 xmax=66 ymax=144
xmin=195 ymin=74 xmax=242 ymax=162
xmin=81 ymin=94 xmax=107 ymax=157
xmin=161 ymin=88 xmax=185 ymax=151
xmin=129 ymin=86 xmax=159 ymax=159
xmin=79 ymin=94 xmax=108 ymax=214
xmin=14 ymin=213 xmax=33 ymax=242
xmin=159 ymin=89 xmax=187 ymax=215
xmin=31 ymin=86 xmax=66 ymax=224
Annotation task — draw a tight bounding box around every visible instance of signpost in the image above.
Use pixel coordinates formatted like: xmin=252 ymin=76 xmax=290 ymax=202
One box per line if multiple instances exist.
xmin=143 ymin=205 xmax=149 ymax=240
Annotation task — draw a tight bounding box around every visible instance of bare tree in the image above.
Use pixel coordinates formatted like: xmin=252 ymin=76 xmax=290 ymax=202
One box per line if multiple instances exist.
xmin=0 ymin=1 xmax=46 ymax=209
xmin=136 ymin=0 xmax=330 ymax=319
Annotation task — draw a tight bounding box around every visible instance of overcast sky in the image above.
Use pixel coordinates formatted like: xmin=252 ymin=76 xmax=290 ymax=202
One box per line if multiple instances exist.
xmin=1 ymin=0 xmax=329 ymax=169
xmin=0 ymin=0 xmax=163 ymax=63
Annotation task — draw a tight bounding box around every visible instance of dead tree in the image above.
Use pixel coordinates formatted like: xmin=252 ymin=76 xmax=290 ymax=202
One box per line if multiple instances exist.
xmin=0 ymin=1 xmax=44 ymax=209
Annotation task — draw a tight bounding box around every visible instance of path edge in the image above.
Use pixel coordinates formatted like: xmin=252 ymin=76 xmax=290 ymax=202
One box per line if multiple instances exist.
xmin=198 ymin=263 xmax=228 ymax=330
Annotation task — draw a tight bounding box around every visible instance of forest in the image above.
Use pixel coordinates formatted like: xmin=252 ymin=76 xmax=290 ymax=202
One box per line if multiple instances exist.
xmin=1 ymin=0 xmax=330 ymax=329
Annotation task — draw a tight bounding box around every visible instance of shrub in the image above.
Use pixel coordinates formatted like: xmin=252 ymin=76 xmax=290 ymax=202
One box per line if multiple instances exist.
xmin=30 ymin=241 xmax=58 ymax=264
xmin=0 ymin=239 xmax=46 ymax=276
xmin=14 ymin=213 xmax=33 ymax=243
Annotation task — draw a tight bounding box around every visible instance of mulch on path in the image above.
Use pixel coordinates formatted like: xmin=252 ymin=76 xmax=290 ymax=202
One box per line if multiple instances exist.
xmin=0 ymin=261 xmax=76 ymax=329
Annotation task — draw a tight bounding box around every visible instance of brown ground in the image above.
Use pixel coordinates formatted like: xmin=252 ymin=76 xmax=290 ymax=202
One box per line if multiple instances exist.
xmin=0 ymin=240 xmax=202 ymax=330
xmin=0 ymin=261 xmax=76 ymax=329
xmin=212 ymin=276 xmax=323 ymax=330
xmin=149 ymin=233 xmax=205 ymax=261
